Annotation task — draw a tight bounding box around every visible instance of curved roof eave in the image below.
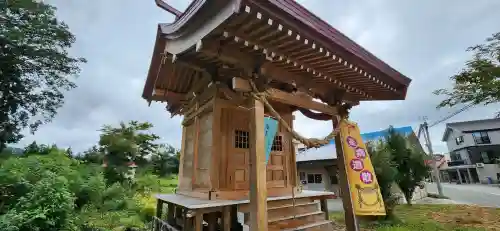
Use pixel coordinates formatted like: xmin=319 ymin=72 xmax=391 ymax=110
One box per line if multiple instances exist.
xmin=145 ymin=0 xmax=412 ymax=105
xmin=251 ymin=0 xmax=411 ymax=87
xmin=158 ymin=0 xmax=242 ymax=55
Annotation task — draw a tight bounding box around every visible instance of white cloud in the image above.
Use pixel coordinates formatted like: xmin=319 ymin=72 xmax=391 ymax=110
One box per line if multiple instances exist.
xmin=14 ymin=0 xmax=500 ymax=155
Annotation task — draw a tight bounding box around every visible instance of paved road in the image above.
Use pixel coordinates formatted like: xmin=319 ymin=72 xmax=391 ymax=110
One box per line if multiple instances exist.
xmin=426 ymin=182 xmax=500 ymax=208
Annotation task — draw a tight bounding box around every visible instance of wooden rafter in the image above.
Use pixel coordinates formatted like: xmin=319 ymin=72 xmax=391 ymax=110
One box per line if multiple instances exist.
xmin=152 ymin=89 xmax=186 ymax=102
xmin=231 ymin=77 xmax=338 ymax=115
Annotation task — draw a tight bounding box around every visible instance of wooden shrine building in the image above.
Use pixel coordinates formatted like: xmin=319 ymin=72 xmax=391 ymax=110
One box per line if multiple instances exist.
xmin=143 ymin=0 xmax=411 ymax=231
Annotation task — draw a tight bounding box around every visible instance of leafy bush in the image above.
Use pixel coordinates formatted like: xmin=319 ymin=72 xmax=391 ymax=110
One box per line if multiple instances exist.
xmin=367 ymin=141 xmax=400 ymax=219
xmin=0 ymin=172 xmax=77 ymax=231
xmin=0 ymin=148 xmax=158 ymax=230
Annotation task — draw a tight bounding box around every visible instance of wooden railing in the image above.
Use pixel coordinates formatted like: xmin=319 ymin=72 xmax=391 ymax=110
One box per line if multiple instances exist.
xmin=151 ymin=216 xmax=179 ymax=231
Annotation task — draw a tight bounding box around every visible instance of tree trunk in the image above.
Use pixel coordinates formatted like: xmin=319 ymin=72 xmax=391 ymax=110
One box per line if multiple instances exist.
xmin=404 ymin=190 xmax=413 ymax=205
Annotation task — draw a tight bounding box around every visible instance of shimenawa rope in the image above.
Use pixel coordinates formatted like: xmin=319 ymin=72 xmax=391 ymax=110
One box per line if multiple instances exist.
xmin=247 ymin=79 xmax=342 ymax=221
xmin=248 ymin=79 xmax=340 ymax=149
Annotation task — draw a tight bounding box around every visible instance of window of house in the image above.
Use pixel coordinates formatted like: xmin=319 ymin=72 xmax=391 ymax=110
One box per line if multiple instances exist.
xmin=455 ymin=136 xmax=464 ymax=145
xmin=307 ymin=174 xmax=315 ymax=183
xmin=479 ymin=150 xmax=495 ymax=164
xmin=234 ymin=130 xmax=249 ymax=149
xmin=314 ymin=174 xmax=323 ymax=183
xmin=307 ymin=174 xmax=322 ymax=183
xmin=299 ymin=172 xmax=305 ymax=181
xmin=480 ymin=151 xmax=490 ymax=163
xmin=450 ymin=152 xmax=462 ymax=161
xmin=271 ymin=135 xmax=283 ymax=151
xmin=472 ymin=131 xmax=491 ymax=144
xmin=330 ymin=175 xmax=338 ymax=184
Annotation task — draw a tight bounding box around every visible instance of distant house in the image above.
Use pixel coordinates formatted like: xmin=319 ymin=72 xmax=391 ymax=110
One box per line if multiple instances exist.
xmin=295 ymin=126 xmax=421 ymax=194
xmin=440 ymin=118 xmax=500 ymax=184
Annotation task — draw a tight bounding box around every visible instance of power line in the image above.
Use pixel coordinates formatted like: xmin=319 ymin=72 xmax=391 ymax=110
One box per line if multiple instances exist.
xmin=427 ymin=103 xmax=475 ymax=128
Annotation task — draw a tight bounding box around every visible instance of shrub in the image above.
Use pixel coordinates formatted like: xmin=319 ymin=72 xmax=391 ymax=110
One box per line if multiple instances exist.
xmin=367 ymin=141 xmax=399 ymax=219
xmin=0 ymin=172 xmax=77 ymax=231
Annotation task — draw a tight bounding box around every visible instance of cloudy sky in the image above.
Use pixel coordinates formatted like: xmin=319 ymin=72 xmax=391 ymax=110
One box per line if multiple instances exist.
xmin=16 ymin=0 xmax=500 ymax=154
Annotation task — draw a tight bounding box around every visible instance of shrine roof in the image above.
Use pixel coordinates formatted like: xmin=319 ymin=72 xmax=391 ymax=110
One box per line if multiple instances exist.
xmin=143 ymin=0 xmax=412 ymax=115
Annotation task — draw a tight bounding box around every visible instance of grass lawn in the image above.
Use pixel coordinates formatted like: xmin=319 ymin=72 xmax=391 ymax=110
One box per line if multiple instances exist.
xmin=330 ymin=204 xmax=500 ymax=231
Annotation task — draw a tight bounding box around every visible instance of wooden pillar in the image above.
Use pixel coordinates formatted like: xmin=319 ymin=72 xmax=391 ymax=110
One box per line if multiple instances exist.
xmin=184 ymin=210 xmax=194 ymax=231
xmin=207 ymin=213 xmax=217 ymax=231
xmin=195 ymin=213 xmax=203 ymax=231
xmin=249 ymin=98 xmax=268 ymax=231
xmin=320 ymin=199 xmax=329 ymax=220
xmin=156 ymin=199 xmax=163 ymax=218
xmin=333 ymin=118 xmax=359 ymax=231
xmin=222 ymin=206 xmax=232 ymax=231
xmin=167 ymin=202 xmax=175 ymax=224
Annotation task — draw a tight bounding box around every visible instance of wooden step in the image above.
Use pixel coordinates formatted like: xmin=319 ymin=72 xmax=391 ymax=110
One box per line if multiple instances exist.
xmin=281 ymin=220 xmax=334 ymax=231
xmin=243 ymin=201 xmax=320 ymax=224
xmin=267 ymin=211 xmax=326 ymax=230
xmin=238 ymin=197 xmax=314 ymax=213
xmin=268 ymin=202 xmax=320 ymax=220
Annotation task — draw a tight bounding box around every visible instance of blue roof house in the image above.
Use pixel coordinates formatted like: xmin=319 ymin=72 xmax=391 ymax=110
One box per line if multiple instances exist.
xmin=295 ymin=126 xmax=422 ymax=192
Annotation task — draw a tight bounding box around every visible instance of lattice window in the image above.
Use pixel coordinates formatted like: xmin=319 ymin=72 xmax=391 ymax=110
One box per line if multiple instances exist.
xmin=234 ymin=130 xmax=249 ymax=149
xmin=271 ymin=135 xmax=283 ymax=151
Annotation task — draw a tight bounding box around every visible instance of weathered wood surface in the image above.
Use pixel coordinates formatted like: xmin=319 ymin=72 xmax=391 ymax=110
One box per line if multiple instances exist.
xmin=155 ymin=190 xmax=335 ymax=209
xmin=249 ymin=98 xmax=268 ymax=231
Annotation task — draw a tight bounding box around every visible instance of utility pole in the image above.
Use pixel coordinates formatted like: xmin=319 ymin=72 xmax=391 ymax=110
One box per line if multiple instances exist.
xmin=421 ymin=121 xmax=445 ymax=197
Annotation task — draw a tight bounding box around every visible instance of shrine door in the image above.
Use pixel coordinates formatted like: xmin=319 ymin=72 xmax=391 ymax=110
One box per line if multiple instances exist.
xmin=225 ymin=109 xmax=289 ymax=190
xmin=266 ymin=117 xmax=288 ymax=188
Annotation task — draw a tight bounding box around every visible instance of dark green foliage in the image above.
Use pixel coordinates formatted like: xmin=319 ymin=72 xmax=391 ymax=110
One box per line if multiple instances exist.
xmin=151 ymin=144 xmax=180 ymax=176
xmin=434 ymin=32 xmax=500 ymax=117
xmin=367 ymin=127 xmax=431 ymax=220
xmin=367 ymin=141 xmax=399 ymax=218
xmin=384 ymin=128 xmax=430 ymax=205
xmin=0 ymin=146 xmax=159 ymax=230
xmin=23 ymin=141 xmax=59 ymax=156
xmin=0 ymin=172 xmax=77 ymax=231
xmin=0 ymin=0 xmax=86 ymax=152
xmin=77 ymin=145 xmax=104 ymax=164
xmin=0 ymin=150 xmax=80 ymax=230
xmin=99 ymin=121 xmax=160 ymax=184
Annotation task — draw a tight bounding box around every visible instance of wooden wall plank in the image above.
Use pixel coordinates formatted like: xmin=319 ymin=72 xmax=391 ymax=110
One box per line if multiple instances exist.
xmin=178 ymin=126 xmax=187 ymax=190
xmin=192 ymin=102 xmax=200 ymax=188
xmin=210 ymin=97 xmax=221 ymax=191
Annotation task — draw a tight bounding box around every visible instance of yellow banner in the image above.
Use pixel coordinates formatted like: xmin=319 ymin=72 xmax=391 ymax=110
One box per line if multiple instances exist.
xmin=339 ymin=119 xmax=386 ymax=216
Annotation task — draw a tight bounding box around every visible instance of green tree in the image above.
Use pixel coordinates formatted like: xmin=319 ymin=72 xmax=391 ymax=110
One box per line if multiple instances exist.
xmin=367 ymin=140 xmax=399 ymax=218
xmin=23 ymin=141 xmax=59 ymax=156
xmin=0 ymin=0 xmax=86 ymax=152
xmin=99 ymin=121 xmax=159 ymax=184
xmin=384 ymin=128 xmax=430 ymax=205
xmin=77 ymin=145 xmax=104 ymax=164
xmin=434 ymin=32 xmax=500 ymax=116
xmin=151 ymin=144 xmax=179 ymax=176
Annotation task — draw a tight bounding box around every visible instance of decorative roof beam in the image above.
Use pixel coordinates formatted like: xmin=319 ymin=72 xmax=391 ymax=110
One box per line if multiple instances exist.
xmin=222 ymin=31 xmax=370 ymax=99
xmin=195 ymin=36 xmax=363 ymax=102
xmin=240 ymin=5 xmax=400 ymax=95
xmin=155 ymin=0 xmax=182 ymax=18
xmin=152 ymin=88 xmax=186 ymax=102
xmin=231 ymin=77 xmax=338 ymax=115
